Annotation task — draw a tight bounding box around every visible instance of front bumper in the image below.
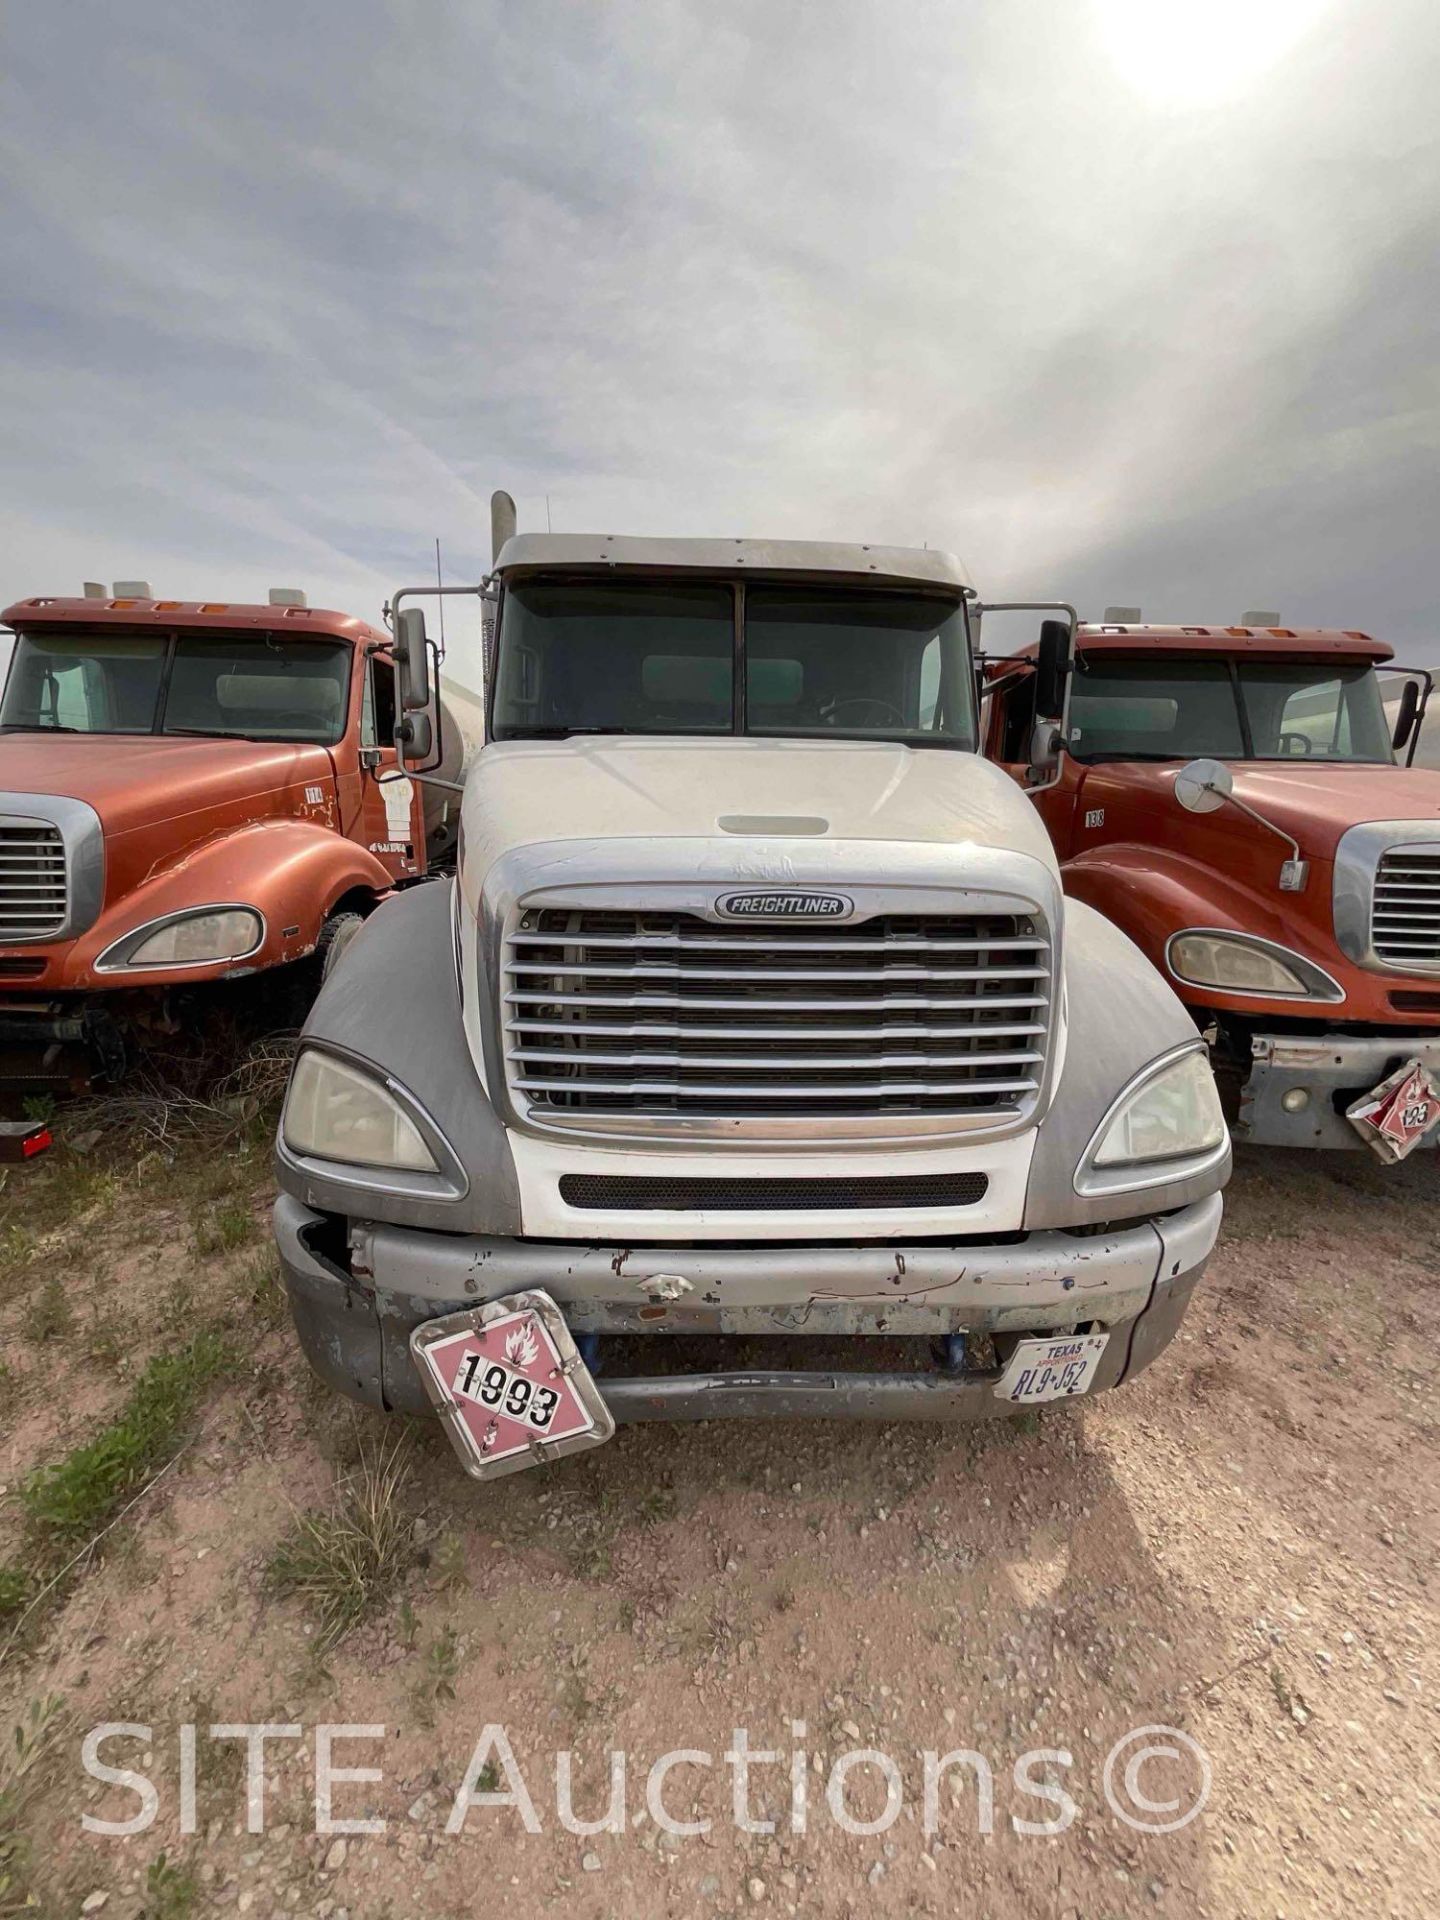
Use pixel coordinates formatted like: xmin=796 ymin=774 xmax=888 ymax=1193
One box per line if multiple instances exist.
xmin=275 ymin=1190 xmax=1221 ymax=1424
xmin=1238 ymin=1032 xmax=1440 ymax=1150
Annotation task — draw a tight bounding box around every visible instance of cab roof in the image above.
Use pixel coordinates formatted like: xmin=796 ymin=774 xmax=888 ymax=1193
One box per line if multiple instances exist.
xmin=1074 ymin=621 xmax=1392 ymax=664
xmin=494 ymin=533 xmax=974 ymax=594
xmin=2 ymin=595 xmax=389 ymax=647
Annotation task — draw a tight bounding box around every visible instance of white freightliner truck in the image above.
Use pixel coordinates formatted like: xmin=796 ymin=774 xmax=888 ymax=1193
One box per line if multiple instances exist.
xmin=272 ymin=502 xmax=1230 ymax=1479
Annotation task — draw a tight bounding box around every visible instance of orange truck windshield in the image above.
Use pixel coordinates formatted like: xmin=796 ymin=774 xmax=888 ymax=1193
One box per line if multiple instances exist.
xmin=0 ymin=630 xmax=351 ymax=744
xmin=1067 ymin=658 xmax=1394 ymax=765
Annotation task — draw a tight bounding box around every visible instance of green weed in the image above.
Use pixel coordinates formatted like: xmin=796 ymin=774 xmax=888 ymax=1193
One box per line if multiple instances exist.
xmin=269 ymin=1436 xmax=414 ymax=1651
xmin=0 ymin=1693 xmax=67 ymax=1918
xmin=241 ymin=1247 xmax=286 ymax=1322
xmin=192 ymin=1204 xmax=255 ymax=1257
xmin=21 ymin=1331 xmax=231 ymax=1543
xmin=26 ymin=1276 xmax=71 ymax=1345
xmin=140 ymin=1849 xmax=198 ymax=1920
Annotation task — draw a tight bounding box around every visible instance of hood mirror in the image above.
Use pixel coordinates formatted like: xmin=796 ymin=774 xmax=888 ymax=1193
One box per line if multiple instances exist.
xmin=1173 ymin=757 xmax=1308 ymax=892
xmin=1174 ymin=758 xmax=1232 ymax=814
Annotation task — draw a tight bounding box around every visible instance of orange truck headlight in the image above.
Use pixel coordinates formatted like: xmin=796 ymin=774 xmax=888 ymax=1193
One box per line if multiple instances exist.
xmin=97 ymin=907 xmax=263 ymax=971
xmin=1166 ymin=931 xmax=1343 ymax=1002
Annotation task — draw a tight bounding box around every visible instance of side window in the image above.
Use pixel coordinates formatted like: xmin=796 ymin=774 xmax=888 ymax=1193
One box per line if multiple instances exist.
xmin=363 ymin=658 xmax=398 ymax=748
xmin=49 ymin=660 xmax=95 ymax=728
xmin=1279 ymin=679 xmax=1342 ymax=754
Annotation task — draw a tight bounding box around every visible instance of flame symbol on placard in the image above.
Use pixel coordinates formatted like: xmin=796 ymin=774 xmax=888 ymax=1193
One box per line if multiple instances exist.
xmin=504 ymin=1323 xmax=540 ymax=1369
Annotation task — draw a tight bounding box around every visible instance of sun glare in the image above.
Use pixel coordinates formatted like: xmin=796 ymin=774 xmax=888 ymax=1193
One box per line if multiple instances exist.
xmin=1095 ymin=0 xmax=1330 ymax=107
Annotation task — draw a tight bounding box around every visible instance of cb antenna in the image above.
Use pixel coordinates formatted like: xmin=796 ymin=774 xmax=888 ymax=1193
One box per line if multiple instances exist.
xmin=434 ymin=537 xmax=445 ymax=654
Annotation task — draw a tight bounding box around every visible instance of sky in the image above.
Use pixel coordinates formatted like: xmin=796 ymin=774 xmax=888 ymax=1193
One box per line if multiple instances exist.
xmin=2 ymin=0 xmax=1437 ymax=689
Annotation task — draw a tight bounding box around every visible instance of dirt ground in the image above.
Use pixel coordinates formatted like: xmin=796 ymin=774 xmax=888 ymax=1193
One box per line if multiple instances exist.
xmin=1 ymin=1124 xmax=1436 ymax=1920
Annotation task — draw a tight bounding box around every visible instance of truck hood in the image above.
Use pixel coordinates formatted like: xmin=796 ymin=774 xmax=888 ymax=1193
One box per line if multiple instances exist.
xmin=0 ymin=734 xmax=335 ymax=838
xmin=462 ymin=736 xmax=1058 ymax=885
xmin=1126 ymin=761 xmax=1440 ymax=860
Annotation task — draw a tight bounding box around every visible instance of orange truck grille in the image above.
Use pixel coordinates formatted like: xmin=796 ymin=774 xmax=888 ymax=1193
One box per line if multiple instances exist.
xmin=0 ymin=824 xmax=67 ymax=944
xmin=1372 ymin=848 xmax=1440 ymax=971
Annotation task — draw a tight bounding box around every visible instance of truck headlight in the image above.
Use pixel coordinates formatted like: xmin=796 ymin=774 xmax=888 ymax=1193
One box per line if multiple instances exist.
xmin=1077 ymin=1046 xmax=1227 ymax=1195
xmin=98 ymin=907 xmax=264 ymax=970
xmin=283 ymin=1049 xmax=438 ymax=1172
xmin=1167 ymin=931 xmax=1342 ymax=1001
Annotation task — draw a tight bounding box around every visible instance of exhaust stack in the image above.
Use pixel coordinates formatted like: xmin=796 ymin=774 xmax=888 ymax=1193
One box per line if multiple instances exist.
xmin=491 ymin=490 xmax=518 ymax=566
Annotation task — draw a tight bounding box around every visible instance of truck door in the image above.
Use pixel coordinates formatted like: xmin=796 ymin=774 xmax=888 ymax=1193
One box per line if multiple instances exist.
xmin=981 ymin=667 xmax=1086 ymax=858
xmin=357 ymin=653 xmax=424 ymax=880
xmin=984 ymin=667 xmax=1037 ymax=785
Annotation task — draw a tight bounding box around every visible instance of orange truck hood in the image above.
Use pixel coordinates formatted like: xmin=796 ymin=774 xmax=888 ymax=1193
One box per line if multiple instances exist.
xmin=0 ymin=734 xmax=335 ymax=839
xmin=1124 ymin=761 xmax=1440 ymax=858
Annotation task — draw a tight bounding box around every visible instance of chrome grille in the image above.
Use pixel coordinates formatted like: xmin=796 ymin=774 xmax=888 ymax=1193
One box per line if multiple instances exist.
xmin=0 ymin=824 xmax=67 ymax=943
xmin=502 ymin=907 xmax=1051 ymax=1133
xmin=1372 ymin=847 xmax=1440 ymax=971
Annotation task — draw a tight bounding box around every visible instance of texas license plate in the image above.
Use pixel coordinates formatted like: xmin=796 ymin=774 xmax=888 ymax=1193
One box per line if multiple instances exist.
xmin=410 ymin=1291 xmax=614 ymax=1481
xmin=995 ymin=1332 xmax=1109 ymax=1405
xmin=1346 ymin=1058 xmax=1440 ymax=1163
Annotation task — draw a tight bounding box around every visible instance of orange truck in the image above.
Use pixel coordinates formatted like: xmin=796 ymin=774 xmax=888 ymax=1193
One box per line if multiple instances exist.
xmin=981 ymin=618 xmax=1440 ymax=1159
xmin=0 ymin=584 xmax=466 ymax=1091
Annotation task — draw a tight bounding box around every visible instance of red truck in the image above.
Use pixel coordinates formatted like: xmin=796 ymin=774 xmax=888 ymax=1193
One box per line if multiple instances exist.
xmin=0 ymin=585 xmax=464 ymax=1091
xmin=981 ymin=618 xmax=1440 ymax=1158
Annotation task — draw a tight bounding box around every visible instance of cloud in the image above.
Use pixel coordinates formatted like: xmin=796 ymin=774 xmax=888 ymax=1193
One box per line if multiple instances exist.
xmin=1 ymin=0 xmax=1436 ymax=683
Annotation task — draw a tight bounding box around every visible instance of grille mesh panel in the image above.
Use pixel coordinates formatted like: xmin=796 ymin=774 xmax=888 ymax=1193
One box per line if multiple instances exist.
xmin=560 ymin=1172 xmax=989 ymax=1211
xmin=0 ymin=825 xmax=67 ymax=943
xmin=1372 ymin=848 xmax=1440 ymax=971
xmin=503 ymin=907 xmax=1050 ymax=1127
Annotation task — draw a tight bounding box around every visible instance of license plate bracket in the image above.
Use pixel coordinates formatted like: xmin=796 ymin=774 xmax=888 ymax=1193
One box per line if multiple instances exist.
xmin=410 ymin=1292 xmax=614 ymax=1481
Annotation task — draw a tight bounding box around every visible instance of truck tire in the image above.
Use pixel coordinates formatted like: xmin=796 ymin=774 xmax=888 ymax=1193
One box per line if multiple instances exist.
xmin=317 ymin=911 xmax=365 ymax=985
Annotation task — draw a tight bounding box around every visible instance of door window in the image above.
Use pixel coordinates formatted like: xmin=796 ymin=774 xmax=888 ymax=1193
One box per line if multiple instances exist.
xmin=999 ymin=675 xmax=1038 ymax=761
xmin=362 ymin=657 xmax=399 ymax=748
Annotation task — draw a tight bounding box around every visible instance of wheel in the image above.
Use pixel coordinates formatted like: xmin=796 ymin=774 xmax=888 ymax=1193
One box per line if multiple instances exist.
xmin=316 ymin=910 xmax=365 ymax=984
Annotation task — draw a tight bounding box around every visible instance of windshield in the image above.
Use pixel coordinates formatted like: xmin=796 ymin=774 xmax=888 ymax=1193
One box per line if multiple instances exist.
xmin=490 ymin=577 xmax=975 ymax=747
xmin=1068 ymin=658 xmax=1394 ymax=764
xmin=0 ymin=631 xmax=352 ymax=744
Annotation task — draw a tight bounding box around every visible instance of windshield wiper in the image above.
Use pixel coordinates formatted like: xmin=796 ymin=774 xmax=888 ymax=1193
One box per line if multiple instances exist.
xmin=499 ymin=726 xmax=670 ymax=739
xmin=0 ymin=721 xmax=80 ymax=733
xmin=1073 ymin=750 xmax=1188 ymax=763
xmin=163 ymin=726 xmax=270 ymax=743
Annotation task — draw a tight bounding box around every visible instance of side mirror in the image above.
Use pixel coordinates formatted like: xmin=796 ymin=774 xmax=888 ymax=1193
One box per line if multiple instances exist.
xmin=1174 ymin=758 xmax=1233 ymax=813
xmin=1034 ymin=619 xmax=1070 ymax=720
xmin=397 ymin=709 xmax=433 ymax=760
xmin=1392 ymin=677 xmax=1420 ymax=752
xmin=395 ymin=607 xmax=431 ymax=713
xmin=1026 ymin=718 xmax=1062 ymax=784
